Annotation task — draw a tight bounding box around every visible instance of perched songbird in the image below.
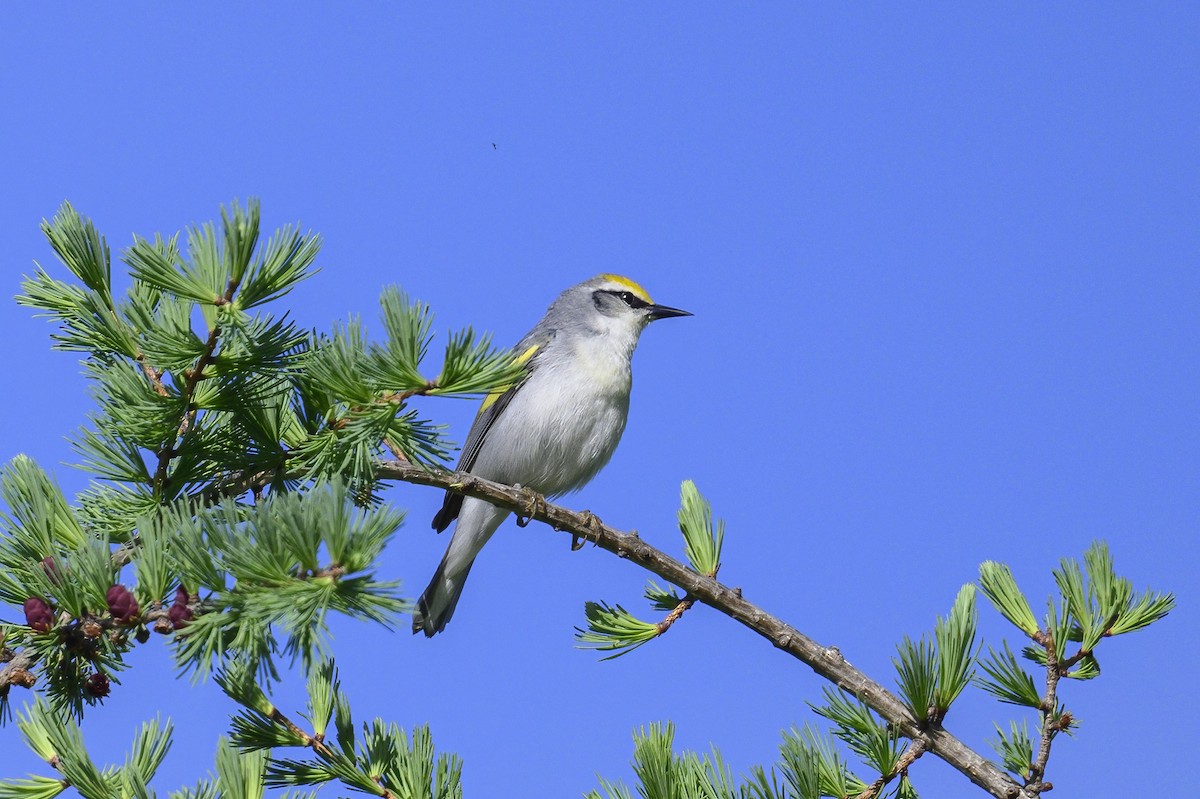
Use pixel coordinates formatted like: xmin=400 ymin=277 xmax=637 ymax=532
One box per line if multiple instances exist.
xmin=413 ymin=275 xmax=691 ymax=636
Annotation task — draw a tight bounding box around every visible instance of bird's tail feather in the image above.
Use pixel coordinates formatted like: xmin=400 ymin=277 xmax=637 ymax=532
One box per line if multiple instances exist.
xmin=412 ymin=554 xmax=474 ymax=637
xmin=414 ymin=499 xmax=508 ymax=637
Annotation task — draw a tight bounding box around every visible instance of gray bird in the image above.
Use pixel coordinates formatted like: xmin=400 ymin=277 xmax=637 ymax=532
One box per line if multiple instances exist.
xmin=413 ymin=274 xmax=691 ymax=636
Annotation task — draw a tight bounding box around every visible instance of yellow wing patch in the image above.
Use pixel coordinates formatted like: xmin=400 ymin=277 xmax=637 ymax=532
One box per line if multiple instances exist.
xmin=478 ymin=343 xmax=540 ymax=413
xmin=600 ymin=274 xmax=653 ymax=304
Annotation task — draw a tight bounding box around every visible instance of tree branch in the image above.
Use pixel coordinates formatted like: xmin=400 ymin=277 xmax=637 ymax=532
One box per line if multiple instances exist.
xmin=256 ymin=703 xmax=404 ymax=799
xmin=135 ymin=353 xmax=169 ymax=397
xmin=655 ymin=595 xmax=698 ymax=636
xmin=152 ymin=278 xmax=239 ymax=494
xmin=92 ymin=266 xmax=169 ymax=399
xmin=855 ymin=738 xmax=928 ymax=799
xmin=1025 ymin=631 xmax=1068 ymax=794
xmin=370 ymin=458 xmax=1031 ymax=799
xmin=0 ymin=551 xmax=361 ymax=697
xmin=0 ymin=649 xmax=38 ymax=697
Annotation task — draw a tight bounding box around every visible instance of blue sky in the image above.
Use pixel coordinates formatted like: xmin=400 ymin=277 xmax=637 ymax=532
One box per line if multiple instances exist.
xmin=1 ymin=4 xmax=1196 ymax=796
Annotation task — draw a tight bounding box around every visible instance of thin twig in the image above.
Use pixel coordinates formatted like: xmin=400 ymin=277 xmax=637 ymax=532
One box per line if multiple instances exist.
xmin=94 ymin=271 xmax=169 ymax=399
xmin=204 ymin=468 xmax=281 ymax=503
xmin=855 ymin=738 xmax=929 ymax=799
xmin=151 ymin=278 xmax=239 ymax=493
xmin=655 ymin=596 xmax=697 ymax=635
xmin=135 ymin=354 xmax=169 ymax=397
xmin=378 ymin=382 xmax=437 ymax=404
xmin=264 ymin=705 xmax=398 ymax=799
xmin=654 ymin=567 xmax=715 ymax=636
xmin=382 ymin=438 xmax=409 ymax=463
xmin=328 ymin=382 xmax=438 ymax=436
xmin=1025 ymin=632 xmax=1065 ymax=794
xmin=267 ymin=707 xmax=323 ymax=751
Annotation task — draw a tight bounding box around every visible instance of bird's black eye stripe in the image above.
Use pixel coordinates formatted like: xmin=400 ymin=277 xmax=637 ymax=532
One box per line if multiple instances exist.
xmin=595 ymin=289 xmax=650 ymax=309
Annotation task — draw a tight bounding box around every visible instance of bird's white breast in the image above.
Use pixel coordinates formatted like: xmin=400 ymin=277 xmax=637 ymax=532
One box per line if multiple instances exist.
xmin=471 ymin=331 xmax=636 ymax=497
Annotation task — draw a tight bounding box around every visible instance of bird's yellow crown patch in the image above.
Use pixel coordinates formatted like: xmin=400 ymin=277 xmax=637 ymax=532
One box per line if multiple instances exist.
xmin=600 ymin=274 xmax=653 ymax=304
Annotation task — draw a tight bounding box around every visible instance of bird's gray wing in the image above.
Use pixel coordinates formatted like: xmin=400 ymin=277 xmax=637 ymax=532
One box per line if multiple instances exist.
xmin=431 ymin=327 xmax=556 ymax=531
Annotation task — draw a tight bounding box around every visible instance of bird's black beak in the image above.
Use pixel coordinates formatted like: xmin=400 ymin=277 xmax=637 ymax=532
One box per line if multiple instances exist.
xmin=647 ymin=304 xmax=692 ymax=320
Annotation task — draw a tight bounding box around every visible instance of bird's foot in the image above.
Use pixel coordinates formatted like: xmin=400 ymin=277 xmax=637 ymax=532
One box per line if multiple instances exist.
xmin=514 ymin=485 xmax=544 ymax=528
xmin=572 ymin=510 xmax=604 ymax=551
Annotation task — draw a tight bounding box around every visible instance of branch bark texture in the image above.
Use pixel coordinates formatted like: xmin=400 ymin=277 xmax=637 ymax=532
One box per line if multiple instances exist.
xmin=375 ymin=459 xmax=1030 ymax=799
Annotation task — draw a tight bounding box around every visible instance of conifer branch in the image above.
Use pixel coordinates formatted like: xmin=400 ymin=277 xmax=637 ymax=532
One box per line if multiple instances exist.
xmin=0 ymin=650 xmax=38 ymax=694
xmin=135 ymin=354 xmax=170 ymax=397
xmin=1024 ymin=630 xmax=1067 ymax=795
xmin=655 ymin=595 xmax=697 ymax=636
xmin=378 ymin=383 xmax=438 ymax=404
xmin=0 ymin=523 xmax=373 ymax=704
xmin=367 ymin=458 xmax=1031 ymax=799
xmin=0 ymin=597 xmax=207 ymax=696
xmin=152 ymin=277 xmax=239 ymax=494
xmin=257 ymin=706 xmax=407 ymax=799
xmin=854 ymin=738 xmax=927 ymax=799
xmin=650 ymin=566 xmax=716 ymax=638
xmin=265 ymin=705 xmax=332 ymax=757
xmin=327 ymin=382 xmax=436 ymax=434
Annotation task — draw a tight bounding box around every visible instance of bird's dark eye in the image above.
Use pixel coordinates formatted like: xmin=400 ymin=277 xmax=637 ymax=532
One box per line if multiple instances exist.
xmin=594 ymin=288 xmax=647 ymax=311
